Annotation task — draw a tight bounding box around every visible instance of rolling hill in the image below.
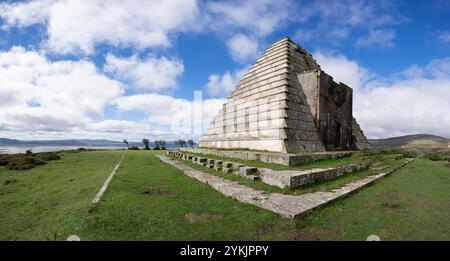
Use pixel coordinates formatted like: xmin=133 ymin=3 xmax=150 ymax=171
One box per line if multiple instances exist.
xmin=369 ymin=134 xmax=449 ymax=151
xmin=0 ymin=138 xmax=128 ymax=147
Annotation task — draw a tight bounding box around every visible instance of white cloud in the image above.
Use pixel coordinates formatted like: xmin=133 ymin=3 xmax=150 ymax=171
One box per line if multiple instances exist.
xmin=355 ymin=29 xmax=396 ymax=48
xmin=294 ymin=28 xmax=315 ymax=44
xmin=314 ymin=51 xmax=373 ymax=90
xmin=205 ymin=0 xmax=292 ymax=37
xmin=104 ymin=53 xmax=184 ymax=90
xmin=206 ymin=67 xmax=247 ymax=97
xmin=0 ymin=0 xmax=291 ymax=64
xmin=398 ymin=58 xmax=450 ymax=79
xmin=356 ymin=77 xmax=450 ymax=138
xmin=0 ymin=46 xmax=221 ymax=141
xmin=294 ymin=0 xmax=405 ymax=47
xmin=439 ymin=31 xmax=450 ymax=44
xmin=205 ymin=0 xmax=293 ymax=63
xmin=0 ymin=46 xmax=123 ymax=136
xmin=87 ymin=120 xmax=149 ymax=134
xmin=0 ymin=0 xmax=55 ymax=28
xmin=227 ymin=34 xmax=259 ymax=63
xmin=114 ymin=93 xmax=224 ymax=140
xmin=0 ymin=0 xmax=200 ymax=54
xmin=316 ymin=52 xmax=450 ymax=139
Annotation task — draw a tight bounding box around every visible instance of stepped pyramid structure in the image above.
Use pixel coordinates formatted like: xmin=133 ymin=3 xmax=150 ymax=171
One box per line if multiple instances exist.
xmin=200 ymin=37 xmax=369 ymax=153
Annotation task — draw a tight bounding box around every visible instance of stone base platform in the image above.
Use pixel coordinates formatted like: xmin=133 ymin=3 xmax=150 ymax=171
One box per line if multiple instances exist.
xmin=156 ymin=155 xmax=414 ymax=219
xmin=259 ymin=162 xmax=370 ymax=189
xmin=168 ymin=150 xmax=369 ymax=189
xmin=181 ymin=148 xmax=352 ymax=166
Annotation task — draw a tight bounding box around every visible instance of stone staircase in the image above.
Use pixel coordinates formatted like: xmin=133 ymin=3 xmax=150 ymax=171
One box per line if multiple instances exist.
xmin=157 ymin=154 xmax=414 ymax=218
xmin=166 ymin=151 xmax=370 ymax=189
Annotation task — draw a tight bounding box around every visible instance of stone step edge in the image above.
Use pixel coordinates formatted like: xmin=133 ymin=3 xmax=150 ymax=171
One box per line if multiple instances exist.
xmin=258 ymin=161 xmax=371 ymax=189
xmin=166 ymin=151 xmax=259 ymax=179
xmin=167 ymin=150 xmax=370 ymax=189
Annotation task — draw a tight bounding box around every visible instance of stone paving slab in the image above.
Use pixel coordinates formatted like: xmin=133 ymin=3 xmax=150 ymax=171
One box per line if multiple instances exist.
xmin=156 ymin=155 xmax=413 ymax=219
xmin=181 ymin=148 xmax=352 ymax=166
xmin=92 ymin=155 xmax=125 ymax=205
xmin=259 ymin=162 xmax=370 ymax=189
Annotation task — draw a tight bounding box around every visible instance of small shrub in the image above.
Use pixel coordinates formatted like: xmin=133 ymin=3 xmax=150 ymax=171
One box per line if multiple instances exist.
xmin=140 ymin=186 xmax=169 ymax=195
xmin=128 ymin=146 xmax=140 ymax=150
xmin=402 ymin=151 xmax=416 ymax=158
xmin=0 ymin=156 xmax=8 ymax=166
xmin=0 ymin=152 xmax=61 ymax=170
xmin=3 ymin=178 xmax=17 ymax=185
xmin=37 ymin=153 xmax=61 ymax=161
xmin=424 ymin=153 xmax=442 ymax=161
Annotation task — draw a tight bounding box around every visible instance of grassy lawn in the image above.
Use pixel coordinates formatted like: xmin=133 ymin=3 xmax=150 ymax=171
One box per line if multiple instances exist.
xmin=294 ymin=159 xmax=450 ymax=240
xmin=1 ymin=150 xmax=449 ymax=240
xmin=0 ymin=151 xmax=124 ymax=240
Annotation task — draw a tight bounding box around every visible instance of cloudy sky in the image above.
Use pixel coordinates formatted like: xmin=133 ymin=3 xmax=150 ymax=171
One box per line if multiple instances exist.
xmin=0 ymin=0 xmax=449 ymax=141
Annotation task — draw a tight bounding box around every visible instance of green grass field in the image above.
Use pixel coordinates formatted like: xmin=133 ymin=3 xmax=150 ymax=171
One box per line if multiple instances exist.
xmin=1 ymin=150 xmax=449 ymax=240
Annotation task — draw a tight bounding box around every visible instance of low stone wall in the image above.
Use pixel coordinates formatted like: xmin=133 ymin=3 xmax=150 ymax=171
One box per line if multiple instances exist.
xmin=259 ymin=162 xmax=370 ymax=189
xmin=168 ymin=151 xmax=368 ymax=188
xmin=157 ymin=154 xmax=414 ymax=218
xmin=167 ymin=151 xmax=259 ymax=180
xmin=180 ymin=148 xmax=352 ymax=166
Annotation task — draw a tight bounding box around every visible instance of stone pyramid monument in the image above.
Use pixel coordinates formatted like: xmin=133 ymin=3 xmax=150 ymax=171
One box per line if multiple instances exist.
xmin=200 ymin=37 xmax=369 ymax=153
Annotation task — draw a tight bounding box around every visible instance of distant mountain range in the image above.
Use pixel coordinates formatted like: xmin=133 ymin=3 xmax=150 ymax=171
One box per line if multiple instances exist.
xmin=0 ymin=138 xmax=134 ymax=147
xmin=369 ymin=134 xmax=449 ymax=150
xmin=2 ymin=134 xmax=448 ymax=151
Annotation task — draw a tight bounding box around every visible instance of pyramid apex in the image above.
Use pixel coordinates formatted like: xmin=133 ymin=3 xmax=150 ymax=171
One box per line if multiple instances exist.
xmin=271 ymin=37 xmax=292 ymax=46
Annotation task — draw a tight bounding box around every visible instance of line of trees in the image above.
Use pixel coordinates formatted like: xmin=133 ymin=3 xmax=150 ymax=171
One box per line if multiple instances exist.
xmin=122 ymin=138 xmax=195 ymax=150
xmin=154 ymin=140 xmax=166 ymax=150
xmin=175 ymin=139 xmax=194 ymax=148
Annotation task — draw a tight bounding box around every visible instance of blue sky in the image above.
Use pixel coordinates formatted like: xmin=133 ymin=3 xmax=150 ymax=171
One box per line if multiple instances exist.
xmin=0 ymin=0 xmax=449 ymax=141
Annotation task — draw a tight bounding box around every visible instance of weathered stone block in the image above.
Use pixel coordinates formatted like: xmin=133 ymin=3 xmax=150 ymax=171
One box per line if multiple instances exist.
xmin=222 ymin=168 xmax=232 ymax=173
xmin=246 ymin=175 xmax=260 ymax=181
xmin=182 ymin=148 xmax=352 ymax=166
xmin=239 ymin=167 xmax=258 ymax=176
xmin=197 ymin=158 xmax=207 ymax=165
xmin=231 ymin=162 xmax=243 ymax=170
xmin=260 ymin=162 xmax=370 ymax=189
xmin=223 ymin=162 xmax=233 ymax=168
